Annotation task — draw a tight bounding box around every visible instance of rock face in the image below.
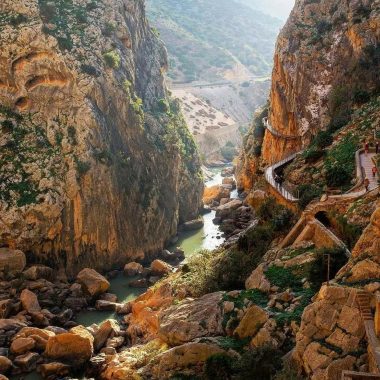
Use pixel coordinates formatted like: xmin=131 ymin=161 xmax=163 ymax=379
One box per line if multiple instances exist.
xmin=0 ymin=248 xmax=26 ymax=272
xmin=293 ymin=285 xmax=365 ymax=379
xmin=158 ymin=292 xmax=224 ymax=346
xmin=262 ymin=0 xmax=380 ymax=164
xmin=237 ymin=0 xmax=380 ymax=186
xmin=0 ymin=0 xmax=203 ymax=275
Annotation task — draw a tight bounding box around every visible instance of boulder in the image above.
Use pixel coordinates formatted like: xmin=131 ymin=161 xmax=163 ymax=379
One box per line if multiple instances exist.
xmin=234 ymin=305 xmax=268 ymax=339
xmin=222 ymin=177 xmax=236 ymax=189
xmin=13 ymin=352 xmax=40 ymax=371
xmin=124 ymin=262 xmax=143 ymax=277
xmin=181 ymin=219 xmax=204 ymax=231
xmin=76 ymin=268 xmax=110 ymax=297
xmin=93 ymin=319 xmax=120 ymax=351
xmin=215 ymin=199 xmax=243 ymax=219
xmin=150 ymin=260 xmax=172 ymax=277
xmin=245 ymin=263 xmax=271 ymax=293
xmin=20 ymin=289 xmax=41 ymax=313
xmin=246 ymin=190 xmax=267 ymax=210
xmin=0 ymin=248 xmax=26 ymax=273
xmin=45 ymin=325 xmax=94 ymax=364
xmin=346 ymin=259 xmax=380 ymax=283
xmin=100 ymin=293 xmax=118 ymax=303
xmin=95 ymin=300 xmax=118 ymax=311
xmin=23 ymin=265 xmax=54 ymax=281
xmin=0 ymin=319 xmax=26 ymax=331
xmin=140 ymin=342 xmax=228 ymax=379
xmin=159 ymin=292 xmax=224 ymax=345
xmin=38 ymin=362 xmax=70 ymax=378
xmin=0 ymin=300 xmax=12 ymax=319
xmin=10 ymin=337 xmax=35 ymax=355
xmin=0 ymin=356 xmax=12 ymax=373
xmin=203 ymin=185 xmax=230 ymax=205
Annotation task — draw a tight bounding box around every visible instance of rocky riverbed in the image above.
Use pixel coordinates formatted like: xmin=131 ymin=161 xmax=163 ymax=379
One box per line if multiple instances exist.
xmin=0 ymin=166 xmax=257 ymax=380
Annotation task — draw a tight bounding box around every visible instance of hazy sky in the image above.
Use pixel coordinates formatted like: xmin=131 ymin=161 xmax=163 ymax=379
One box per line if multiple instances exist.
xmin=241 ymin=0 xmax=295 ymax=21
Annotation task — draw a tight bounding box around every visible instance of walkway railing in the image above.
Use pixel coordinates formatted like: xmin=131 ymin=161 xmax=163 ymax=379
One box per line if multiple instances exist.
xmin=265 ymin=151 xmax=302 ymax=202
xmin=263 ymin=117 xmax=301 ymax=140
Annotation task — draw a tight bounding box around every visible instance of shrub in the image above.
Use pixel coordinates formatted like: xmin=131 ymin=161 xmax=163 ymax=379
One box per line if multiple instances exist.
xmin=314 ymin=131 xmax=333 ymax=149
xmin=316 ymin=20 xmax=332 ymax=35
xmin=57 ymin=37 xmax=73 ymax=51
xmin=103 ymin=22 xmax=116 ymax=37
xmin=334 ymin=215 xmax=362 ymax=250
xmin=67 ymin=126 xmax=77 ymax=145
xmin=353 ymin=89 xmax=370 ymax=105
xmin=204 ymin=354 xmax=233 ymax=380
xmin=94 ymin=149 xmax=113 ymax=166
xmin=265 ymin=265 xmax=301 ymax=289
xmin=81 ymin=64 xmax=99 ymax=77
xmin=297 ymin=184 xmax=323 ymax=209
xmin=234 ymin=346 xmax=282 ymax=380
xmin=220 ymin=144 xmax=237 ymax=162
xmin=253 ymin=145 xmax=262 ymax=157
xmin=157 ymin=98 xmax=170 ymax=113
xmin=253 ymin=124 xmax=265 ymax=139
xmin=75 ymin=158 xmax=91 ymax=176
xmin=309 ymin=247 xmax=348 ymax=287
xmin=303 ymin=147 xmax=325 ymax=163
xmin=103 ymin=51 xmax=121 ymax=69
xmin=1 ymin=120 xmax=13 ymax=131
xmin=324 ymin=134 xmax=358 ymax=188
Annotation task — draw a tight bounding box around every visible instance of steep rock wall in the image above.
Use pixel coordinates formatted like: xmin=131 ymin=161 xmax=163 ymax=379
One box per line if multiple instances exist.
xmin=0 ymin=0 xmax=203 ymax=275
xmin=237 ymin=0 xmax=380 ymax=184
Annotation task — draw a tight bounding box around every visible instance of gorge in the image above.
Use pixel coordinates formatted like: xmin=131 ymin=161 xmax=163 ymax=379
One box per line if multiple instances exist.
xmin=1 ymin=0 xmax=380 ymax=380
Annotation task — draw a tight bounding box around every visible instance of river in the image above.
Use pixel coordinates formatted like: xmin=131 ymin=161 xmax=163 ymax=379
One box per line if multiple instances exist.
xmin=10 ymin=166 xmax=235 ymax=380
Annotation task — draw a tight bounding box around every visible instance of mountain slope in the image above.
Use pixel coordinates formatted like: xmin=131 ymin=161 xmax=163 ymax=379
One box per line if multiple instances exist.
xmin=146 ymin=0 xmax=282 ymax=82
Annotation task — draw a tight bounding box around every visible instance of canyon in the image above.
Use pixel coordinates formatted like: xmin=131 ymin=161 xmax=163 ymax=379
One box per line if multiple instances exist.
xmin=1 ymin=0 xmax=380 ymax=380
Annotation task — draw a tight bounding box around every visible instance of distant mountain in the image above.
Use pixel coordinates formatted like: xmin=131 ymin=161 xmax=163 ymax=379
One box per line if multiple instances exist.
xmin=237 ymin=0 xmax=295 ymax=21
xmin=146 ymin=0 xmax=282 ymax=82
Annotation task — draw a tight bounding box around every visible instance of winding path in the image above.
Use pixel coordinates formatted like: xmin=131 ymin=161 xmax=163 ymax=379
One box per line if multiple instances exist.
xmin=263 ymin=118 xmax=380 ymax=377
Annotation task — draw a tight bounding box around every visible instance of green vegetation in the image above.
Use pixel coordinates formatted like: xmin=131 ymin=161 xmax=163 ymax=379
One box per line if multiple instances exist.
xmin=0 ymin=12 xmax=28 ymax=29
xmin=103 ymin=50 xmax=121 ymax=69
xmin=204 ymin=354 xmax=233 ymax=380
xmin=333 ymin=215 xmax=362 ymax=250
xmin=0 ymin=108 xmax=65 ymax=208
xmin=38 ymin=0 xmax=98 ymax=52
xmin=324 ymin=133 xmax=359 ymax=188
xmin=297 ymin=184 xmax=323 ymax=209
xmin=220 ymin=142 xmax=238 ymax=162
xmin=146 ymin=0 xmax=281 ymax=81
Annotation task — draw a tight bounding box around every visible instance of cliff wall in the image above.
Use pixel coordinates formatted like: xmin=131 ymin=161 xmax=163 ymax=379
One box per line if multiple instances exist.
xmin=0 ymin=0 xmax=203 ymax=275
xmin=237 ymin=0 xmax=380 ymax=188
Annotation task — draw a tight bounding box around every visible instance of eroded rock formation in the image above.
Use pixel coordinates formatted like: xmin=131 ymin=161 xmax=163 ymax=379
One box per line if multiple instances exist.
xmin=0 ymin=0 xmax=203 ymax=275
xmin=237 ymin=0 xmax=380 ymax=189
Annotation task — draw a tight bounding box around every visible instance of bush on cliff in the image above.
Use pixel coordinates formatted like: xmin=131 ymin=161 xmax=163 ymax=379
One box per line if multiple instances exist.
xmin=297 ymin=184 xmax=323 ymax=209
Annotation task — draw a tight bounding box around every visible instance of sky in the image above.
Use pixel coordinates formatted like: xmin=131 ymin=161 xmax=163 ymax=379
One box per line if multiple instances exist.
xmin=240 ymin=0 xmax=295 ymax=21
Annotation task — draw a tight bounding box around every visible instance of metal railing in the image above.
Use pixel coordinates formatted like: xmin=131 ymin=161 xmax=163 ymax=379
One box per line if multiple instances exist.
xmin=265 ymin=151 xmax=302 ymax=202
xmin=263 ymin=117 xmax=301 ymax=140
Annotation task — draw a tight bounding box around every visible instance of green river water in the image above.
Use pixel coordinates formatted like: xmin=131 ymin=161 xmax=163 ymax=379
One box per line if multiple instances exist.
xmin=11 ymin=167 xmax=235 ymax=380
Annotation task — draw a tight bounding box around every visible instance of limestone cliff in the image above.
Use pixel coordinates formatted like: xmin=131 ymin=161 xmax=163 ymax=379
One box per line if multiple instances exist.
xmin=237 ymin=0 xmax=380 ymax=187
xmin=0 ymin=0 xmax=203 ymax=275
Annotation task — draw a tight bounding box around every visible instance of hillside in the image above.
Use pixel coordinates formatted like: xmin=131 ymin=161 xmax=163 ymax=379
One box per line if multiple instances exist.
xmin=146 ymin=0 xmax=282 ymax=82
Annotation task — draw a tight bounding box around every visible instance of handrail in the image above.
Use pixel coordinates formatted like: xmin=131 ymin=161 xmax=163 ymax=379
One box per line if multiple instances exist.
xmin=265 ymin=151 xmax=303 ymax=202
xmin=263 ymin=117 xmax=301 ymax=141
